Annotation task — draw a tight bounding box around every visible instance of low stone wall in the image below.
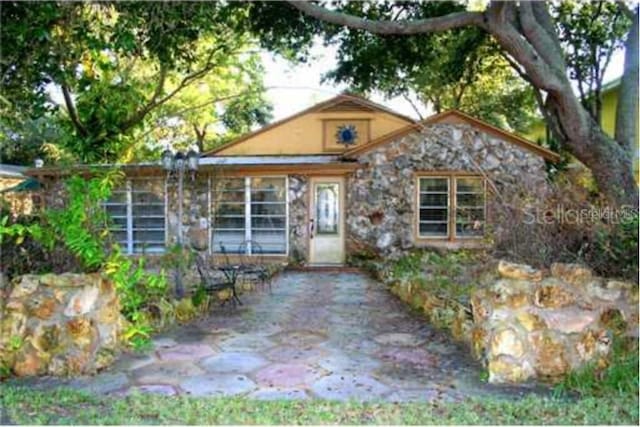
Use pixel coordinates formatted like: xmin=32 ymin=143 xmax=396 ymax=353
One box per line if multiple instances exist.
xmin=383 ymin=257 xmax=638 ymax=384
xmin=389 ymin=281 xmax=473 ymax=342
xmin=471 ymin=261 xmax=638 ymax=383
xmin=0 ymin=273 xmax=123 ymax=376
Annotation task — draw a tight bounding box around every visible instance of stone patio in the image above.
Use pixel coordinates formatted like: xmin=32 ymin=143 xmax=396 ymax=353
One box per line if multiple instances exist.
xmin=10 ymin=272 xmax=546 ymax=401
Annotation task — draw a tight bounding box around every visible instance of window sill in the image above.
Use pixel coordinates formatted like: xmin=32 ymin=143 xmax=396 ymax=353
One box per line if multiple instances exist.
xmin=414 ymin=239 xmax=489 ymax=250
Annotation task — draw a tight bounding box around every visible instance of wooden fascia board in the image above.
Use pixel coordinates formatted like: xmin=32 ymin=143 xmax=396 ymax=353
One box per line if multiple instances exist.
xmin=25 ymin=162 xmax=359 ymax=179
xmin=344 ymin=110 xmax=561 ymax=163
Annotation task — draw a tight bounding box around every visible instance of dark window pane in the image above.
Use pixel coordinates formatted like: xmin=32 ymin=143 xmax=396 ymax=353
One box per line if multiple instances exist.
xmin=419 ymin=223 xmax=448 ymax=236
xmin=251 ymin=216 xmax=286 ymax=229
xmin=251 ymin=190 xmax=285 ymax=203
xmin=214 ymin=217 xmax=245 ymax=229
xmin=216 ymin=203 xmax=244 ymax=216
xmin=133 ymin=230 xmax=164 ymax=242
xmin=107 ymin=191 xmax=127 ymax=203
xmin=105 ymin=205 xmax=127 ymax=216
xmin=251 ymin=203 xmax=285 ymax=215
xmin=419 ymin=208 xmax=448 ymax=222
xmin=456 ymin=193 xmax=484 ymax=207
xmin=456 ymin=207 xmax=485 ymax=222
xmin=132 ymin=217 xmax=164 ymax=228
xmin=419 ymin=178 xmax=448 ymax=192
xmin=456 ymin=178 xmax=483 ymax=193
xmin=419 ymin=193 xmax=448 ymax=207
xmin=110 ymin=230 xmax=128 ymax=244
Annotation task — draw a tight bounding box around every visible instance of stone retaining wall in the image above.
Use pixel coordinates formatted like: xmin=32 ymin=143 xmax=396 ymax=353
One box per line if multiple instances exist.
xmin=0 ymin=273 xmax=123 ymax=376
xmin=472 ymin=261 xmax=638 ymax=383
xmin=384 ymin=259 xmax=638 ymax=384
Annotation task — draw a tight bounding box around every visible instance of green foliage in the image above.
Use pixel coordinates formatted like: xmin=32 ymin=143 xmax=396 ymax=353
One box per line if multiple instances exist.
xmin=191 ymin=285 xmax=208 ymax=308
xmin=0 ymin=2 xmax=272 ymax=164
xmin=103 ymin=245 xmax=167 ymax=320
xmin=4 ymin=172 xmax=169 ymax=349
xmin=589 ymin=210 xmax=639 ymax=279
xmin=8 ymin=336 xmax=22 ymax=351
xmin=554 ymin=1 xmax=631 ymax=121
xmin=1 ymin=385 xmax=638 ymax=425
xmin=389 ymin=249 xmax=486 ymax=302
xmin=36 ymin=172 xmax=122 ymax=270
xmin=554 ymin=337 xmax=639 ymax=399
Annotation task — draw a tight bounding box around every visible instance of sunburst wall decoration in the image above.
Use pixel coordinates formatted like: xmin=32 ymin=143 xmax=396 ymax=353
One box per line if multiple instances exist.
xmin=335 ymin=124 xmax=358 ymax=146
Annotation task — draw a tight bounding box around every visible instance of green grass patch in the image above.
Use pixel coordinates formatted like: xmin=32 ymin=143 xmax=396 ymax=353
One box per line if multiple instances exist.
xmin=554 ymin=336 xmax=639 ymax=399
xmin=1 ymin=384 xmax=638 ymax=425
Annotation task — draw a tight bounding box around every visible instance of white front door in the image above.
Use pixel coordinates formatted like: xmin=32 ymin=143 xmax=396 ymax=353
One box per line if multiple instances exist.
xmin=309 ymin=177 xmax=345 ymax=265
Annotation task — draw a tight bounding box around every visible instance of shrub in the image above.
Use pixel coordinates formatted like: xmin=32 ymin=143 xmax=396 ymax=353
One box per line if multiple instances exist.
xmin=492 ymin=172 xmax=639 ymax=281
xmin=1 ymin=171 xmax=169 ymax=349
xmin=587 ymin=211 xmax=639 ymax=279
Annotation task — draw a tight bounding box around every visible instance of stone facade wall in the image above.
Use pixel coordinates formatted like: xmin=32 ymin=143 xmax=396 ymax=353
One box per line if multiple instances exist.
xmin=168 ymin=176 xmax=209 ymax=252
xmin=0 ymin=273 xmax=123 ymax=376
xmin=346 ymin=124 xmax=549 ymax=258
xmin=288 ymin=175 xmax=309 ymax=265
xmin=472 ymin=261 xmax=638 ymax=383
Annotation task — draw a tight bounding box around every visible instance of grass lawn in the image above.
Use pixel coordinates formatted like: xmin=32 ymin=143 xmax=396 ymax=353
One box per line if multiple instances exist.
xmin=1 ymin=385 xmax=638 ymax=425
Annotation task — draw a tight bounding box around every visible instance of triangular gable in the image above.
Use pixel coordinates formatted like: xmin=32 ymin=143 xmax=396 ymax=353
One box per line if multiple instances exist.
xmin=203 ymin=93 xmax=415 ymax=157
xmin=343 ymin=109 xmax=561 ymax=162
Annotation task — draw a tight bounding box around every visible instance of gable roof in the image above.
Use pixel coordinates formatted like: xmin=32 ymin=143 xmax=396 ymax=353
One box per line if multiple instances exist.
xmin=343 ymin=109 xmax=561 ymax=162
xmin=203 ymin=93 xmax=416 ymax=157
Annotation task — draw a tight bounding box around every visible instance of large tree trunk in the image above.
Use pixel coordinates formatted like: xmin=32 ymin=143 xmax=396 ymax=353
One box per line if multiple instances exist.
xmin=615 ymin=6 xmax=639 ymax=157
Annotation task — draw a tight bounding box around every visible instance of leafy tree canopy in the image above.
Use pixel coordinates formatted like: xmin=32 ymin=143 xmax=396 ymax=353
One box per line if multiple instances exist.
xmin=0 ymin=1 xmax=272 ymax=164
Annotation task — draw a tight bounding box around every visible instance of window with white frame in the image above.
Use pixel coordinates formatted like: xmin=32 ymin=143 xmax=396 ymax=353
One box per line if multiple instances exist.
xmin=103 ymin=178 xmax=166 ymax=254
xmin=417 ymin=175 xmax=485 ymax=239
xmin=212 ymin=177 xmax=287 ymax=255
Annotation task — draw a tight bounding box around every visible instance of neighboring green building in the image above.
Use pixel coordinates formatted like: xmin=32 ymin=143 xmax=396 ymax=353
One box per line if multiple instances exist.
xmin=525 ymin=78 xmax=639 ymax=182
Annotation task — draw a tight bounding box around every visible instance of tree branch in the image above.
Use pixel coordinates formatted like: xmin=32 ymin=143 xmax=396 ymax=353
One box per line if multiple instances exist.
xmin=60 ymin=84 xmax=87 ymax=137
xmin=119 ymin=52 xmax=217 ymax=134
xmin=501 ymin=51 xmax=558 ymax=142
xmin=402 ymin=93 xmax=424 ymax=120
xmin=615 ymin=4 xmax=639 ymax=155
xmin=287 ymin=1 xmax=484 ymax=34
xmin=518 ymin=2 xmax=567 ymax=76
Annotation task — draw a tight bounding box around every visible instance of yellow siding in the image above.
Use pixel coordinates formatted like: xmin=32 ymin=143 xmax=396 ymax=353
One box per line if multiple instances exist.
xmin=215 ymin=110 xmax=412 ymax=156
xmin=600 ymin=89 xmax=618 ymax=137
xmin=524 ymin=87 xmax=635 ymax=142
xmin=524 ymin=86 xmax=639 ymax=183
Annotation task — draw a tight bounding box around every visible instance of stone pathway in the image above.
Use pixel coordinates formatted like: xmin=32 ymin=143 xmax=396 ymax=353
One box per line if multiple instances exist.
xmin=11 ymin=272 xmax=546 ymax=401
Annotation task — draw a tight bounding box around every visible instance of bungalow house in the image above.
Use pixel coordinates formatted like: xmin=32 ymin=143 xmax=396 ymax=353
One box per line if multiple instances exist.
xmin=28 ymin=94 xmax=559 ymax=265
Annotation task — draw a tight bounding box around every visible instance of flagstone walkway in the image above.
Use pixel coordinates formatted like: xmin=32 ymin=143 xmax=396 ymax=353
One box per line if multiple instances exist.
xmin=16 ymin=272 xmax=545 ymax=401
